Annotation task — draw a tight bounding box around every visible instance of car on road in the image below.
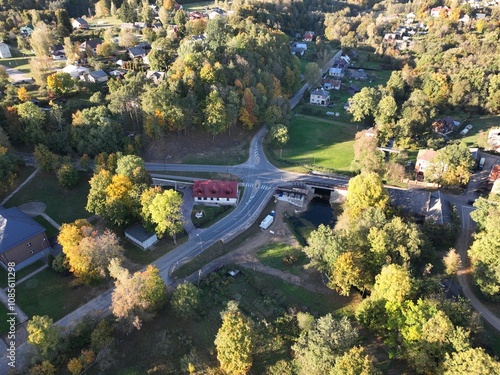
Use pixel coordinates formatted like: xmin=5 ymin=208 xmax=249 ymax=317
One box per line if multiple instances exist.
xmin=460 ymin=124 xmax=473 ymax=136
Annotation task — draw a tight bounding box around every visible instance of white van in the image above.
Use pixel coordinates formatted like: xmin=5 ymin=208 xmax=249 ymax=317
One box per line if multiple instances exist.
xmin=479 ymin=157 xmax=486 ymax=171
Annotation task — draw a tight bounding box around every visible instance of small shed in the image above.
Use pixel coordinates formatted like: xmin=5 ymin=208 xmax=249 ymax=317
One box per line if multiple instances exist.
xmin=0 ymin=42 xmax=12 ymax=58
xmin=125 ymin=223 xmax=158 ymax=250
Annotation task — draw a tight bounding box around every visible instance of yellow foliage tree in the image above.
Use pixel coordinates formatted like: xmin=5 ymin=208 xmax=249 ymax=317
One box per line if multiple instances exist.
xmin=17 ymin=86 xmax=31 ymax=102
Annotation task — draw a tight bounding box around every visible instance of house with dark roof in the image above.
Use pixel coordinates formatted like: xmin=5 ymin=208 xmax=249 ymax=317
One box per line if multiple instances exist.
xmin=347 ymin=69 xmax=368 ymax=80
xmin=0 ymin=207 xmax=51 ymax=270
xmin=80 ymin=39 xmax=103 ymax=54
xmin=322 ymin=77 xmax=341 ymax=91
xmin=87 ymin=70 xmax=108 ymax=83
xmin=125 ymin=223 xmax=158 ymax=250
xmin=72 ymin=18 xmax=89 ymax=30
xmin=128 ymin=46 xmax=147 ymax=59
xmin=388 ymin=188 xmax=451 ymax=224
xmin=192 ymin=180 xmax=238 ymax=206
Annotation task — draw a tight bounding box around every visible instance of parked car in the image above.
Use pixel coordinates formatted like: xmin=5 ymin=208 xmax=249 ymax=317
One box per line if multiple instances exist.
xmin=460 ymin=124 xmax=473 ymax=136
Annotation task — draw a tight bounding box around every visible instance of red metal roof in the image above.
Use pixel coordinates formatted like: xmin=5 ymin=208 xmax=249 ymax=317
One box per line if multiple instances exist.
xmin=192 ymin=180 xmax=238 ymax=199
xmin=489 ymin=165 xmax=500 ymax=182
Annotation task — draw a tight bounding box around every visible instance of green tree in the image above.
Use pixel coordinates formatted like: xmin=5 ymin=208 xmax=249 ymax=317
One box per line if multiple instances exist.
xmin=348 ymin=87 xmax=381 ymax=123
xmin=30 ymin=22 xmax=56 ymax=57
xmin=27 ymin=315 xmax=62 ymax=359
xmin=292 ymin=314 xmax=358 ymax=375
xmin=46 ymin=72 xmax=75 ymax=96
xmin=442 ymin=347 xmax=500 ymax=374
xmin=331 ymin=346 xmax=381 ymax=375
xmin=55 ymin=9 xmax=72 ymax=38
xmin=351 ymin=130 xmax=384 ymax=175
xmin=147 ymin=37 xmax=177 ymax=71
xmin=17 ymin=102 xmax=47 ymax=144
xmin=344 ymin=172 xmax=389 ymax=219
xmin=304 ymin=62 xmax=321 ymax=86
xmin=57 ymin=163 xmax=80 ymax=188
xmin=269 ymin=124 xmax=289 ymax=148
xmin=203 ymin=89 xmax=229 ymax=138
xmin=28 ymin=360 xmax=57 ymax=375
xmin=86 ymin=169 xmax=113 ymax=217
xmin=372 ymin=264 xmax=412 ymax=303
xmin=375 ymin=95 xmax=398 ymax=126
xmin=0 ymin=147 xmax=18 ymax=196
xmin=34 ymin=144 xmax=59 ymax=172
xmin=171 ymin=282 xmax=202 ymax=318
xmin=115 ymin=154 xmax=150 ymax=186
xmin=214 ymin=301 xmax=255 ymax=375
xmin=426 ymin=142 xmax=474 ymax=186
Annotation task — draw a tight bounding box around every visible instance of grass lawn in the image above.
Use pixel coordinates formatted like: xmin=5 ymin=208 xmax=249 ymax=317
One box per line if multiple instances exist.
xmin=16 ymin=268 xmax=102 ymax=320
xmin=272 ymin=114 xmax=356 ymax=173
xmin=182 ymin=144 xmax=249 ymax=165
xmin=191 ymin=204 xmax=236 ymax=228
xmin=173 ymin=199 xmax=276 ymax=279
xmin=0 ymin=304 xmax=9 ymax=334
xmin=0 ymin=260 xmax=46 ymax=288
xmin=87 ymin=15 xmax=123 ymax=28
xmin=181 ymin=0 xmax=216 ymax=12
xmin=4 ymin=171 xmax=91 ymax=225
xmin=123 ymin=232 xmax=188 ymax=265
xmin=461 ymin=114 xmax=500 ymax=146
xmin=257 ymin=242 xmax=307 ymax=276
xmin=0 ymin=56 xmax=32 ymax=73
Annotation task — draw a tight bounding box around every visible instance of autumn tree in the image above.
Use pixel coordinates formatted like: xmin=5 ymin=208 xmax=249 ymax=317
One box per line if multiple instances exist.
xmin=17 ymin=86 xmax=31 ymax=102
xmin=110 ymin=260 xmax=167 ymax=331
xmin=27 ymin=315 xmax=62 ymax=360
xmin=331 ymin=346 xmax=381 ymax=375
xmin=344 ymin=172 xmax=389 ymax=219
xmin=269 ymin=124 xmax=289 ymax=148
xmin=442 ymin=347 xmax=500 ymax=375
xmin=426 ymin=142 xmax=474 ymax=186
xmin=372 ymin=264 xmax=413 ymax=303
xmin=292 ymin=314 xmax=358 ymax=375
xmin=203 ymin=89 xmax=229 ymax=138
xmin=171 ymin=282 xmax=202 ymax=318
xmin=351 ymin=130 xmax=384 ymax=175
xmin=214 ymin=301 xmax=255 ymax=375
xmin=28 ymin=361 xmax=57 ymax=375
xmin=30 ymin=22 xmax=56 ymax=57
xmin=46 ymin=73 xmax=75 ymax=96
xmin=239 ymin=88 xmax=258 ymax=130
xmin=443 ymin=248 xmax=462 ymax=275
xmin=57 ymin=163 xmax=80 ymax=188
xmin=115 ymin=154 xmax=150 ymax=186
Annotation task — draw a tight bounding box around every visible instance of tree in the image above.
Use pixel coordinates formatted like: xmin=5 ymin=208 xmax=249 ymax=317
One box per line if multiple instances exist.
xmin=17 ymin=102 xmax=47 ymax=144
xmin=269 ymin=124 xmax=289 ymax=148
xmin=17 ymin=86 xmax=31 ymax=102
xmin=331 ymin=346 xmax=381 ymax=375
xmin=86 ymin=169 xmax=113 ymax=217
xmin=348 ymin=87 xmax=381 ymax=123
xmin=0 ymin=147 xmax=18 ymax=196
xmin=372 ymin=264 xmax=412 ymax=303
xmin=91 ymin=320 xmax=114 ymax=353
xmin=55 ymin=9 xmax=72 ymax=38
xmin=34 ymin=144 xmax=59 ymax=172
xmin=57 ymin=163 xmax=80 ymax=188
xmin=203 ymin=89 xmax=229 ymax=138
xmin=27 ymin=315 xmax=62 ymax=359
xmin=119 ymin=28 xmax=138 ymax=48
xmin=426 ymin=142 xmax=474 ymax=186
xmin=171 ymin=282 xmax=201 ymax=318
xmin=110 ymin=260 xmax=167 ymax=330
xmin=443 ymin=248 xmax=462 ymax=275
xmin=147 ymin=36 xmax=177 ymax=71
xmin=141 ymin=188 xmax=183 ymax=243
xmin=344 ymin=172 xmax=389 ymax=219
xmin=67 ymin=358 xmax=83 ymax=375
xmin=375 ymin=95 xmax=398 ymax=125
xmin=30 ymin=57 xmax=53 ymax=86
xmin=46 ymin=73 xmax=75 ymax=96
xmin=28 ymin=361 xmax=56 ymax=375
xmin=115 ymin=154 xmax=150 ymax=186
xmin=239 ymin=88 xmax=258 ymax=130
xmin=63 ymin=37 xmax=80 ymax=64
xmin=292 ymin=314 xmax=358 ymax=375
xmin=304 ymin=62 xmax=321 ymax=86
xmin=351 ymin=130 xmax=384 ymax=175
xmin=442 ymin=347 xmax=500 ymax=375
xmin=214 ymin=301 xmax=255 ymax=375
xmin=30 ymin=22 xmax=56 ymax=57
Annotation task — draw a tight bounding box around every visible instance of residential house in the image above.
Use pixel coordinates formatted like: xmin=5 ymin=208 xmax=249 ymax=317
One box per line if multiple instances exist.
xmin=430 ymin=6 xmax=451 ymax=17
xmin=125 ymin=223 xmax=158 ymax=250
xmin=322 ymin=77 xmax=341 ymax=91
xmin=51 ymin=51 xmax=66 ymax=60
xmin=146 ymin=70 xmax=164 ymax=84
xmin=61 ymin=64 xmax=90 ymax=78
xmin=303 ymin=31 xmax=315 ymax=42
xmin=72 ymin=17 xmax=89 ymax=30
xmin=19 ymin=26 xmax=34 ymax=37
xmin=80 ymin=39 xmax=103 ymax=54
xmin=328 ymin=67 xmax=344 ymax=78
xmin=0 ymin=42 xmax=12 ymax=58
xmin=0 ymin=207 xmax=52 ymax=271
xmin=432 ymin=116 xmax=460 ymax=135
xmin=415 ymin=149 xmax=438 ymax=179
xmin=388 ymin=188 xmax=451 ymax=224
xmin=488 ymin=128 xmax=500 ymax=151
xmin=192 ymin=34 xmax=206 ymax=43
xmin=348 ymin=84 xmax=360 ymax=95
xmin=189 ymin=11 xmax=205 ymax=20
xmin=128 ymin=46 xmax=147 ymax=59
xmin=109 ymin=69 xmax=126 ymax=78
xmin=459 ymin=14 xmax=471 ymax=23
xmin=347 ymin=69 xmax=368 ymax=80
xmin=488 ymin=165 xmax=500 ymax=182
xmin=87 ymin=70 xmax=108 ymax=83
xmin=192 ymin=180 xmax=239 ymax=206
xmin=310 ymin=88 xmax=330 ymax=106
xmin=475 ymin=13 xmax=487 ymax=19
xmin=290 ymin=42 xmax=307 ymax=56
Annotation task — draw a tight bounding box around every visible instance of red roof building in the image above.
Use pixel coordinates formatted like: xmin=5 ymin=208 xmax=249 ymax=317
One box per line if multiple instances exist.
xmin=192 ymin=180 xmax=238 ymax=205
xmin=489 ymin=165 xmax=500 ymax=182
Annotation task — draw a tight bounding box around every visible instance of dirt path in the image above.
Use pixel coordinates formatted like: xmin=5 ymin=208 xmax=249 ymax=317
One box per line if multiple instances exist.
xmin=180 ymin=200 xmax=333 ymax=294
xmin=456 ymin=229 xmax=500 ymax=331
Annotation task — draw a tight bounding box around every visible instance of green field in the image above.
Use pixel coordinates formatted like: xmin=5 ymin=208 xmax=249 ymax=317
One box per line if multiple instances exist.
xmin=257 ymin=243 xmax=307 ymax=275
xmin=181 ymin=0 xmax=216 ymax=12
xmin=5 ymin=171 xmax=91 ymax=225
xmin=276 ymin=114 xmax=356 ymax=173
xmin=16 ymin=268 xmax=102 ymax=320
xmin=461 ymin=114 xmax=500 ymax=146
xmin=0 ymin=57 xmax=31 ymax=73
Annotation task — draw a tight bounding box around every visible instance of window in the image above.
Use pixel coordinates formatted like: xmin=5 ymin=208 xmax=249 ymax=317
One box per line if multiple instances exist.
xmin=27 ymin=242 xmax=32 ymax=247
xmin=227 ymin=198 xmax=229 ymax=201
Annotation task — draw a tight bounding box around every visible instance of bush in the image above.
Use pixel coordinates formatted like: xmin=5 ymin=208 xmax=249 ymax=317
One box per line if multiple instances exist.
xmin=57 ymin=163 xmax=80 ymax=188
xmin=52 ymin=253 xmax=70 ymax=274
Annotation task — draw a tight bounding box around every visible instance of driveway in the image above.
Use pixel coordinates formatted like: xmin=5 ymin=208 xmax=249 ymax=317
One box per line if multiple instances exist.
xmin=3 ymin=67 xmax=33 ymax=84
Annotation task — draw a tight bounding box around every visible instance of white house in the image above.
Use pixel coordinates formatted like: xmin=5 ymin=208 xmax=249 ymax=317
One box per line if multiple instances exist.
xmin=61 ymin=64 xmax=89 ymax=78
xmin=310 ymin=88 xmax=330 ymax=106
xmin=0 ymin=42 xmax=11 ymax=58
xmin=415 ymin=149 xmax=438 ymax=179
xmin=328 ymin=67 xmax=344 ymax=78
xmin=72 ymin=18 xmax=89 ymax=30
xmin=125 ymin=223 xmax=158 ymax=250
xmin=192 ymin=180 xmax=238 ymax=206
xmin=87 ymin=70 xmax=108 ymax=83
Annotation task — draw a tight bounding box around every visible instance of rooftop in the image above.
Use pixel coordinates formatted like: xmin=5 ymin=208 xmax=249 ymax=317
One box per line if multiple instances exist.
xmin=192 ymin=180 xmax=238 ymax=199
xmin=125 ymin=223 xmax=157 ymax=243
xmin=0 ymin=207 xmax=46 ymax=253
